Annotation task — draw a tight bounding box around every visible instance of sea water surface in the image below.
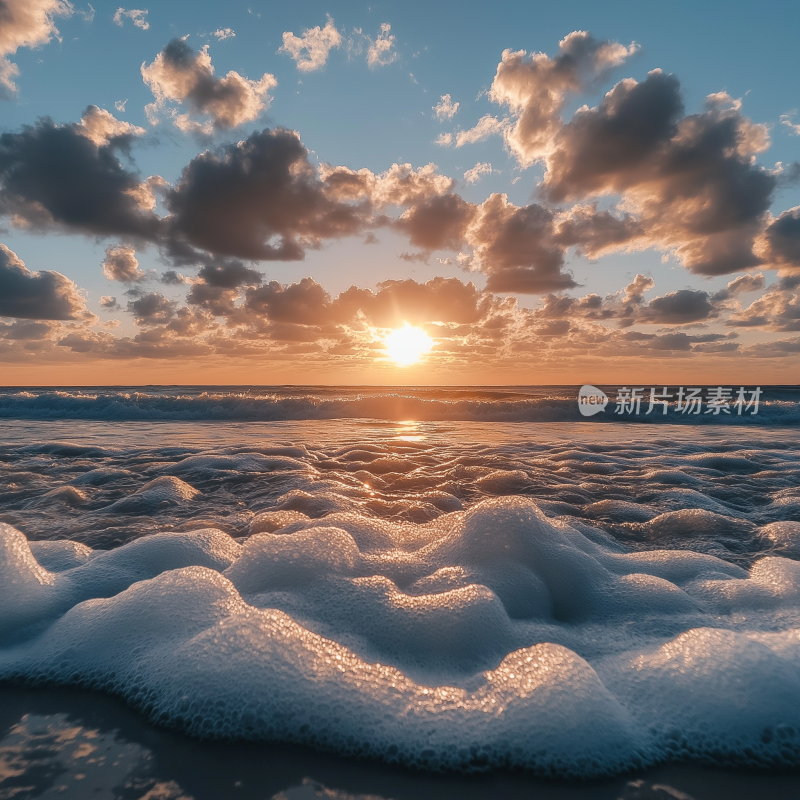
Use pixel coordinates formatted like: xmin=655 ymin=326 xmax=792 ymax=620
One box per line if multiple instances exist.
xmin=1 ymin=386 xmax=800 ymax=792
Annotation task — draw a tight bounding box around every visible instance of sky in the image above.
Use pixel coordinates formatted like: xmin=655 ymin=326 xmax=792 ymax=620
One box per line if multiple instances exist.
xmin=1 ymin=0 xmax=799 ymax=385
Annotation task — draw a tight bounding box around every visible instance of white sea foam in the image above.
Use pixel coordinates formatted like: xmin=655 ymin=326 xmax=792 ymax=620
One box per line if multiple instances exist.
xmin=3 ymin=497 xmax=800 ymax=777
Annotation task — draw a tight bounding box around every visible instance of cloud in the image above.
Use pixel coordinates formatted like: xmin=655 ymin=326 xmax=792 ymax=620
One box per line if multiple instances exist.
xmin=761 ymin=207 xmax=800 ymax=269
xmin=320 ymin=161 xmax=454 ymax=207
xmin=0 ymin=0 xmax=74 ymax=97
xmin=743 ymin=335 xmax=800 ymax=357
xmin=719 ymin=272 xmax=765 ymax=296
xmin=435 ymin=132 xmax=453 ymax=146
xmin=531 ymin=275 xmax=721 ymax=328
xmin=213 ymin=28 xmax=234 ymax=41
xmin=464 ymin=194 xmax=576 ymax=293
xmin=243 ymin=275 xmax=509 ymax=331
xmin=540 ymin=77 xmax=776 ymax=275
xmin=395 ymin=193 xmax=476 ymax=251
xmin=99 ymin=295 xmax=121 ymax=310
xmin=726 ymin=275 xmax=800 ymax=331
xmin=279 ymin=16 xmax=341 ymax=72
xmin=77 ymin=105 xmax=145 ymax=146
xmin=0 ymin=243 xmax=88 ymax=319
xmin=487 ymin=31 xmax=638 ymax=164
xmin=142 ymin=38 xmax=277 ymax=131
xmin=165 ymin=127 xmax=370 ymax=261
xmin=433 ymin=94 xmax=459 ymax=121
xmin=455 ymin=115 xmax=506 ymax=147
xmin=127 ymin=291 xmax=176 ymax=324
xmin=638 ymin=289 xmax=717 ymax=325
xmin=367 ymin=23 xmax=398 ymax=69
xmin=186 ymin=259 xmax=263 ymax=315
xmin=0 ymin=117 xmax=163 ymax=240
xmin=554 ymin=204 xmax=643 ymax=259
xmin=781 ymin=112 xmax=800 ymax=136
xmin=463 ymin=162 xmax=495 ymax=184
xmin=102 ymin=244 xmax=145 ymax=282
xmin=112 ymin=7 xmax=148 ymax=30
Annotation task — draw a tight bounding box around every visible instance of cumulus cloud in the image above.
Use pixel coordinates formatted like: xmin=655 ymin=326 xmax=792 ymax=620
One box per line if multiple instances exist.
xmin=213 ymin=28 xmax=234 ymax=41
xmin=99 ymin=295 xmax=121 ymax=310
xmin=102 ymin=244 xmax=145 ymax=282
xmin=112 ymin=7 xmax=148 ymax=30
xmin=279 ymin=16 xmax=341 ymax=72
xmin=433 ymin=94 xmax=459 ymax=121
xmin=0 ymin=117 xmax=163 ymax=240
xmin=165 ymin=127 xmax=370 ymax=262
xmin=0 ymin=0 xmax=74 ymax=96
xmin=486 ymin=31 xmax=638 ymax=164
xmin=0 ymin=243 xmax=87 ymax=319
xmin=464 ymin=194 xmax=575 ymax=293
xmin=320 ymin=161 xmax=454 ymax=207
xmin=366 ymin=23 xmax=398 ymax=68
xmin=540 ymin=77 xmax=776 ymax=275
xmin=761 ymin=207 xmax=800 ymax=270
xmin=77 ymin=105 xmax=145 ymax=146
xmin=127 ymin=291 xmax=175 ymax=324
xmin=142 ymin=38 xmax=277 ymax=132
xmin=395 ymin=194 xmax=475 ymax=252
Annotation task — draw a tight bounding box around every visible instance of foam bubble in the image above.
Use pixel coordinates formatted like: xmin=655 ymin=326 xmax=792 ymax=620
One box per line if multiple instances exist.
xmin=3 ymin=498 xmax=800 ymax=776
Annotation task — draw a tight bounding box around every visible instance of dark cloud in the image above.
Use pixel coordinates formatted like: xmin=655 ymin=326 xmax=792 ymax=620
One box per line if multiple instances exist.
xmin=196 ymin=260 xmax=262 ymax=288
xmin=762 ymin=207 xmax=800 ymax=269
xmin=529 ymin=275 xmax=718 ymax=328
xmin=127 ymin=292 xmax=177 ymax=325
xmin=540 ymin=74 xmax=775 ymax=275
xmin=244 ymin=278 xmax=331 ymax=325
xmin=554 ymin=205 xmax=643 ymax=258
xmin=165 ymin=128 xmax=370 ymax=261
xmin=159 ymin=270 xmax=188 ymax=285
xmin=467 ymin=195 xmax=576 ymax=293
xmin=395 ymin=193 xmax=475 ymax=251
xmin=639 ymin=289 xmax=717 ymax=325
xmin=0 ymin=318 xmax=56 ymax=340
xmin=0 ymin=117 xmax=162 ymax=240
xmin=0 ymin=243 xmax=87 ymax=320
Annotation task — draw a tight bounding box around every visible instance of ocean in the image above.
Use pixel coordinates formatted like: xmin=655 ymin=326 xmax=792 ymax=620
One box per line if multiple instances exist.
xmin=1 ymin=385 xmax=800 ymax=799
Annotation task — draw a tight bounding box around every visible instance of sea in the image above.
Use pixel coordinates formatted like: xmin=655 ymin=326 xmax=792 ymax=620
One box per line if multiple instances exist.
xmin=1 ymin=385 xmax=800 ymax=799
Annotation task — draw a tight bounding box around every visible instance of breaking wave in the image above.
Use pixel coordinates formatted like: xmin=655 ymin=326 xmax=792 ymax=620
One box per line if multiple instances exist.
xmin=0 ymin=385 xmax=797 ymax=424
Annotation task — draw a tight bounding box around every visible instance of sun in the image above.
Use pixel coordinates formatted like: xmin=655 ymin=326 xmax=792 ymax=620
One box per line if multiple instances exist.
xmin=383 ymin=324 xmax=434 ymax=367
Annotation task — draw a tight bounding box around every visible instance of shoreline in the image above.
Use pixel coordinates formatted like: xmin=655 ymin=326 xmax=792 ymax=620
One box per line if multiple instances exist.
xmin=2 ymin=683 xmax=800 ymax=800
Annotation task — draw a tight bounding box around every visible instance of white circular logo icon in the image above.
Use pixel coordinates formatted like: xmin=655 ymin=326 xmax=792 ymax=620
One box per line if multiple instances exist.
xmin=577 ymin=385 xmax=608 ymax=416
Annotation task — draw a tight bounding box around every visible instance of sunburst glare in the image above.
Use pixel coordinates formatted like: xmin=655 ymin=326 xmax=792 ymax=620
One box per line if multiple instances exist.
xmin=383 ymin=324 xmax=434 ymax=367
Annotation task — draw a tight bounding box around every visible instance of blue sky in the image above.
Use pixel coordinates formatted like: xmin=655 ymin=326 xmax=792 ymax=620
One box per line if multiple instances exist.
xmin=1 ymin=0 xmax=799 ymax=383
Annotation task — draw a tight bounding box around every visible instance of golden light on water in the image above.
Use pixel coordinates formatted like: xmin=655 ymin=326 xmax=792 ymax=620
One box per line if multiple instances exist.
xmin=383 ymin=324 xmax=434 ymax=367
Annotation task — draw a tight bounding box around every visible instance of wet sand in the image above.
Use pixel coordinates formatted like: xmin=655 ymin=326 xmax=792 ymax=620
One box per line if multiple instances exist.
xmin=2 ymin=684 xmax=800 ymax=800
